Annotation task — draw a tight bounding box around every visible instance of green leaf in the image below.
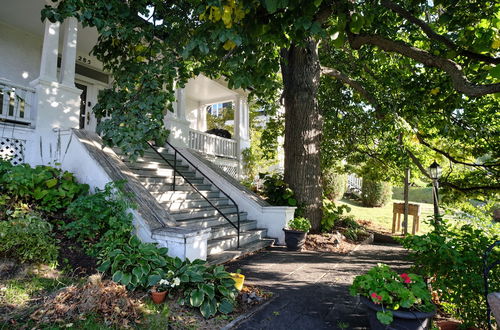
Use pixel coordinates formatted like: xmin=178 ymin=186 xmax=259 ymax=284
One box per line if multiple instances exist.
xmin=200 ymin=283 xmax=215 ymax=299
xmin=121 ymin=272 xmax=132 ymax=286
xmin=190 ymin=289 xmax=205 ymax=307
xmin=200 ymin=298 xmax=217 ymax=318
xmin=489 ymin=65 xmax=500 ymax=79
xmin=97 ymin=260 xmax=111 ymax=273
xmin=218 ymin=298 xmax=234 ymax=314
xmin=132 ymin=266 xmax=143 ymax=279
xmin=112 ymin=270 xmax=124 ymax=283
xmin=45 ymin=178 xmax=58 ymax=188
xmin=376 ymin=310 xmax=393 ymax=325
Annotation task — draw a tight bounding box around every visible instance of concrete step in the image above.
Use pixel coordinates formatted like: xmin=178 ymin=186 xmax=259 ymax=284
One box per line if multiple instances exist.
xmin=207 ymin=229 xmax=268 ymax=255
xmin=128 ymin=167 xmax=196 ymax=178
xmin=170 ymin=205 xmax=238 ymax=220
xmin=209 ymin=220 xmax=257 ymax=240
xmin=206 ymin=239 xmax=275 ymax=265
xmin=151 ymin=190 xmax=221 ymax=201
xmin=176 ymin=212 xmax=248 ymax=228
xmin=161 ymin=197 xmax=230 ymax=211
xmin=142 ymin=181 xmax=213 ymax=192
xmin=137 ymin=175 xmax=203 ymax=185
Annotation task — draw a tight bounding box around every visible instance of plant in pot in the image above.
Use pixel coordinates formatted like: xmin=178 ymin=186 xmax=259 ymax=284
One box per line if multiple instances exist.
xmin=350 ymin=264 xmax=436 ymax=330
xmin=151 ymin=270 xmax=181 ymax=304
xmin=283 ymin=217 xmax=311 ymax=251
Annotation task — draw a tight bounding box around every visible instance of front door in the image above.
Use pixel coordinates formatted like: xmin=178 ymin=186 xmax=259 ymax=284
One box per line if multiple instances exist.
xmin=75 ymin=83 xmax=87 ymax=129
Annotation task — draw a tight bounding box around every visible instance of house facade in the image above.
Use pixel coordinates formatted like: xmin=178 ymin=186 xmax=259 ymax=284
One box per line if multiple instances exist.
xmin=0 ymin=0 xmax=294 ymax=263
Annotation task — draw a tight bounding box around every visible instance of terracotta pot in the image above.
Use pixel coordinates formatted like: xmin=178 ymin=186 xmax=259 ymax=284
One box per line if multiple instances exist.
xmin=151 ymin=290 xmax=167 ymax=304
xmin=436 ymin=320 xmax=480 ymax=330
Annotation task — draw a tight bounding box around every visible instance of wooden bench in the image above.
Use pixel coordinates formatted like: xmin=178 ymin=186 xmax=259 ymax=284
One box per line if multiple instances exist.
xmin=392 ymin=202 xmax=421 ymax=235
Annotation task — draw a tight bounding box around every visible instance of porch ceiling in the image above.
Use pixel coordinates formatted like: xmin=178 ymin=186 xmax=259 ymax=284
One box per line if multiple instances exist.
xmin=185 ymin=75 xmax=238 ymax=104
xmin=0 ymin=0 xmax=98 ymax=55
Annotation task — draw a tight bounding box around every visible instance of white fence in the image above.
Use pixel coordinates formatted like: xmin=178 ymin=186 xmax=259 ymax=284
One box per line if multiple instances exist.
xmin=347 ymin=174 xmax=363 ymax=195
xmin=188 ymin=129 xmax=237 ymax=159
xmin=0 ymin=79 xmax=35 ymax=126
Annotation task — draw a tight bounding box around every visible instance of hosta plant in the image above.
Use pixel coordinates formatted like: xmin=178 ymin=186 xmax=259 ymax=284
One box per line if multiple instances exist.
xmin=350 ymin=264 xmax=434 ymax=325
xmin=287 ymin=217 xmax=312 ymax=233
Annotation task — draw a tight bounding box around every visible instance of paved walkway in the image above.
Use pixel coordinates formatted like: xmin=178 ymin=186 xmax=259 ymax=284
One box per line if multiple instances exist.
xmin=226 ymin=243 xmax=410 ymax=330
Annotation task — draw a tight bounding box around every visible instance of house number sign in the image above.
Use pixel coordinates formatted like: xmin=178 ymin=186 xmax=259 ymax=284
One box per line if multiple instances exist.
xmin=77 ymin=56 xmax=92 ymax=65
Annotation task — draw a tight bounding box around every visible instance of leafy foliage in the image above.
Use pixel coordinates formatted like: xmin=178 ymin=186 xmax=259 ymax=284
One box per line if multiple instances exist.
xmin=0 ymin=160 xmax=88 ymax=214
xmin=0 ymin=210 xmax=58 ymax=264
xmin=260 ymin=173 xmax=297 ymax=207
xmin=287 ymin=217 xmax=312 ymax=233
xmin=323 ymin=168 xmax=347 ymax=201
xmin=321 ymin=199 xmax=350 ymax=233
xmin=350 ymin=264 xmax=434 ymax=325
xmin=64 ymin=182 xmax=134 ymax=248
xmin=401 ymin=219 xmax=500 ymax=328
xmin=171 ymin=258 xmax=238 ymax=318
xmin=361 ymin=179 xmax=392 ymax=207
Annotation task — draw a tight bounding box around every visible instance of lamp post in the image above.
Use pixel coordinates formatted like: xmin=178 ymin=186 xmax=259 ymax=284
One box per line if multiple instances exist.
xmin=428 ymin=161 xmax=442 ymax=221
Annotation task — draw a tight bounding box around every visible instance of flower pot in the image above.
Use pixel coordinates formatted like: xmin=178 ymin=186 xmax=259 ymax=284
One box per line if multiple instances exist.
xmin=283 ymin=229 xmax=307 ymax=251
xmin=360 ymin=296 xmax=436 ymax=330
xmin=151 ymin=290 xmax=167 ymax=304
xmin=230 ymin=273 xmax=245 ymax=291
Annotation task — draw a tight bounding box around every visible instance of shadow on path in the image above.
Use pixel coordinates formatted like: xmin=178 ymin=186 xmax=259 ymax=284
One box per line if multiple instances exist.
xmin=226 ymin=243 xmax=410 ymax=330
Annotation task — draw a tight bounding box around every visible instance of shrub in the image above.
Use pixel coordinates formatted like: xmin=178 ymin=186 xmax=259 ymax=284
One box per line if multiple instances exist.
xmin=260 ymin=172 xmax=297 ymax=207
xmin=321 ymin=199 xmax=351 ymax=232
xmin=64 ymin=181 xmax=134 ymax=248
xmin=361 ymin=179 xmax=392 ymax=207
xmin=401 ymin=220 xmax=500 ymax=328
xmin=323 ymin=169 xmax=347 ymax=201
xmin=96 ymin=236 xmax=172 ymax=291
xmin=0 ymin=160 xmax=88 ymax=213
xmin=171 ymin=258 xmax=238 ymax=318
xmin=287 ymin=217 xmax=312 ymax=232
xmin=0 ymin=210 xmax=58 ymax=264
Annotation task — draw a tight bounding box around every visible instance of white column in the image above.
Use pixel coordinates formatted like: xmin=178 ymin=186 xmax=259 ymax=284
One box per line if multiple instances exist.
xmin=176 ymin=88 xmax=186 ymax=120
xmin=197 ymin=103 xmax=206 ymax=131
xmin=38 ymin=19 xmax=60 ymax=82
xmin=59 ymin=17 xmax=78 ymax=87
xmin=234 ymin=96 xmax=241 ymax=142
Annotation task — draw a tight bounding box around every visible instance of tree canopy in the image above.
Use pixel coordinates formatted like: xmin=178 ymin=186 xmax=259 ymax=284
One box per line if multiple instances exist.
xmin=43 ymin=0 xmax=500 ymax=230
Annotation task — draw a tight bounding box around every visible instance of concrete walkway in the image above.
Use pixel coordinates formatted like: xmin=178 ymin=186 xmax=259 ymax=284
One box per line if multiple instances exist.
xmin=226 ymin=243 xmax=410 ymax=330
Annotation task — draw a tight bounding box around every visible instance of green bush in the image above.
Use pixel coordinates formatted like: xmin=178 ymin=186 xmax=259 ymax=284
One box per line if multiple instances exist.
xmin=323 ymin=169 xmax=347 ymax=201
xmin=64 ymin=181 xmax=134 ymax=248
xmin=321 ymin=199 xmax=351 ymax=232
xmin=401 ymin=220 xmax=499 ymax=328
xmin=287 ymin=217 xmax=312 ymax=232
xmin=361 ymin=179 xmax=392 ymax=207
xmin=260 ymin=172 xmax=297 ymax=207
xmin=0 ymin=160 xmax=88 ymax=213
xmin=171 ymin=258 xmax=238 ymax=318
xmin=0 ymin=210 xmax=58 ymax=264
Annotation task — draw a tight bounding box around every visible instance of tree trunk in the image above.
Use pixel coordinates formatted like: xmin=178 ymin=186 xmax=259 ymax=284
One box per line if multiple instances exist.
xmin=280 ymin=39 xmax=323 ymax=232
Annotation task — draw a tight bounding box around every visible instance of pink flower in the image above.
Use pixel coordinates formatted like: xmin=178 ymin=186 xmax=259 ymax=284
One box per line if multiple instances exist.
xmin=400 ymin=273 xmax=412 ymax=283
xmin=371 ymin=292 xmax=378 ymax=299
xmin=371 ymin=292 xmax=383 ymax=303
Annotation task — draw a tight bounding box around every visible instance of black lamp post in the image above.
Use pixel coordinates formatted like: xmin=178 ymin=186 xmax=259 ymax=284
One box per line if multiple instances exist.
xmin=429 ymin=161 xmax=442 ymax=220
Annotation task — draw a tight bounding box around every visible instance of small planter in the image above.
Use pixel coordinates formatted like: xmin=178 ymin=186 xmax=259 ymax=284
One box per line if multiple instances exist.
xmin=360 ymin=296 xmax=436 ymax=330
xmin=283 ymin=229 xmax=307 ymax=251
xmin=151 ymin=290 xmax=167 ymax=304
xmin=230 ymin=273 xmax=245 ymax=291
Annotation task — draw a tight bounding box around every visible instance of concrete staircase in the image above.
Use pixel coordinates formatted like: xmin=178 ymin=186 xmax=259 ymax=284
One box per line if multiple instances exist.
xmin=115 ymin=147 xmax=274 ymax=263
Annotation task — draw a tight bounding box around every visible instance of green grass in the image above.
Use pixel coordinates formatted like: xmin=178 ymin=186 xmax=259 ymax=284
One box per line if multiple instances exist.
xmin=338 ymin=197 xmax=435 ymax=234
xmin=392 ymin=187 xmax=434 ymax=204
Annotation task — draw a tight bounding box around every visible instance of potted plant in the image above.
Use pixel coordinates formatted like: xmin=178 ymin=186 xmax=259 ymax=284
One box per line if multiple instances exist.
xmin=150 ymin=271 xmax=181 ymax=304
xmin=350 ymin=264 xmax=436 ymax=329
xmin=283 ymin=217 xmax=311 ymax=251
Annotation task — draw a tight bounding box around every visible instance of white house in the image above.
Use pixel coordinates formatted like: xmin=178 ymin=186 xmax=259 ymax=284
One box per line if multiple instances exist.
xmin=0 ymin=0 xmax=294 ymax=263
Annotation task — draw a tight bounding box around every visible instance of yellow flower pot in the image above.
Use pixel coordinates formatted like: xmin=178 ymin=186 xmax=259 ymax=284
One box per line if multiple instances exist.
xmin=230 ymin=273 xmax=245 ymax=291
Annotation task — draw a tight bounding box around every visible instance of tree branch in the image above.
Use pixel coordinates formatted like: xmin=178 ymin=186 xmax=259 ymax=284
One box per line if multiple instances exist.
xmin=416 ymin=133 xmax=500 ymax=169
xmin=348 ymin=34 xmax=500 ymax=97
xmin=380 ymin=0 xmax=500 ymax=65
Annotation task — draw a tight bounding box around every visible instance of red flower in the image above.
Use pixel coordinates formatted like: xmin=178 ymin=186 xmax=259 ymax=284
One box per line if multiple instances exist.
xmin=371 ymin=292 xmax=378 ymax=298
xmin=371 ymin=292 xmax=383 ymax=302
xmin=400 ymin=273 xmax=412 ymax=283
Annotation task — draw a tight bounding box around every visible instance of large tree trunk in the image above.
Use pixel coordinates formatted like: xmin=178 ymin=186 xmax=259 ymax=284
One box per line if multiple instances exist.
xmin=280 ymin=39 xmax=323 ymax=232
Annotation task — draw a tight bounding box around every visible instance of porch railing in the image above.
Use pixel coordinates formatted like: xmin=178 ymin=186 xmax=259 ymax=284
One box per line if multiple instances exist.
xmin=188 ymin=129 xmax=237 ymax=159
xmin=0 ymin=79 xmax=35 ymax=126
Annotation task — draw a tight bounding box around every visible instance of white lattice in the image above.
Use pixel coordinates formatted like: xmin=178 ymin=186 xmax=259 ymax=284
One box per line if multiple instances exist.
xmin=216 ymin=164 xmax=239 ymax=178
xmin=0 ymin=137 xmax=25 ymax=165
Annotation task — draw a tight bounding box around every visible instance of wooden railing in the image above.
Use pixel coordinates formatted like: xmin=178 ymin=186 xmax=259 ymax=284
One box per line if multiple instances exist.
xmin=188 ymin=129 xmax=237 ymax=159
xmin=0 ymin=79 xmax=35 ymax=126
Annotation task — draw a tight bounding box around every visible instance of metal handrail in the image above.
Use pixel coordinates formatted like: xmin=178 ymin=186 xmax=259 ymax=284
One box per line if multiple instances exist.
xmin=147 ymin=141 xmax=240 ymax=248
xmin=484 ymin=240 xmax=500 ymax=330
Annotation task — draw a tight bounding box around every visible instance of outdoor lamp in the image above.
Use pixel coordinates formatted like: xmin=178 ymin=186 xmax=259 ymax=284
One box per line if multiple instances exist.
xmin=428 ymin=161 xmax=442 ymax=180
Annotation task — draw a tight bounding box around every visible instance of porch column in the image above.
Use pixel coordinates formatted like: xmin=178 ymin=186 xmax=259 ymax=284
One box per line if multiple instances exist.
xmin=59 ymin=17 xmax=78 ymax=87
xmin=165 ymin=87 xmax=190 ymax=148
xmin=37 ymin=19 xmax=60 ymax=82
xmin=197 ymin=102 xmax=207 ymax=132
xmin=176 ymin=88 xmax=187 ymax=120
xmin=234 ymin=96 xmax=250 ymax=150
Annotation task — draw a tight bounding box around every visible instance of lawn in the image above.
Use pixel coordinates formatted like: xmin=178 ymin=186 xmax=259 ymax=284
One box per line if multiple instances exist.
xmin=338 ymin=197 xmax=435 ymax=234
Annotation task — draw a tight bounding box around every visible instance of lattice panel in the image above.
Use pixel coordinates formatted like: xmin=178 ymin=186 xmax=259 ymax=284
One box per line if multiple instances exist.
xmin=0 ymin=137 xmax=25 ymax=165
xmin=216 ymin=164 xmax=239 ymax=179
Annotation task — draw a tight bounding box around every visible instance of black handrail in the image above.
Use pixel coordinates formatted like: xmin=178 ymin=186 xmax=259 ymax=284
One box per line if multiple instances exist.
xmin=147 ymin=141 xmax=240 ymax=248
xmin=483 ymin=240 xmax=500 ymax=330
